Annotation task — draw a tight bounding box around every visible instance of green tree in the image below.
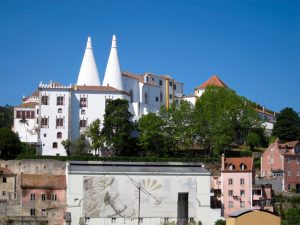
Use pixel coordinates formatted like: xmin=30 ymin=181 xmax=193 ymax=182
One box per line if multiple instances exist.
xmin=273 ymin=107 xmax=300 ymax=142
xmin=194 ymin=86 xmax=261 ymax=156
xmin=85 ymin=119 xmax=104 ymax=156
xmin=214 ymin=219 xmax=226 ymax=225
xmin=137 ymin=112 xmax=169 ymax=157
xmin=61 ymin=139 xmax=71 ymax=156
xmin=101 ymin=99 xmax=136 ymax=156
xmin=246 ymin=132 xmax=261 ymax=151
xmin=70 ymin=134 xmax=91 ymax=156
xmin=0 ymin=127 xmax=22 ymax=159
xmin=162 ymin=101 xmax=195 ymax=151
xmin=284 ymin=207 xmax=300 ymax=225
xmin=0 ymin=105 xmax=13 ymax=128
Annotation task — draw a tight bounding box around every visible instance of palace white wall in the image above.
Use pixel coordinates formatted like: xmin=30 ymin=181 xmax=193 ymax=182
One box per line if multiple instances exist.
xmin=39 ymin=88 xmax=71 ymax=156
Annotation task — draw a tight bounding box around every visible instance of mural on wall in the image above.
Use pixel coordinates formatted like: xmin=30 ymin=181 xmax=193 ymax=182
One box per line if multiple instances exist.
xmin=83 ymin=175 xmax=197 ymax=218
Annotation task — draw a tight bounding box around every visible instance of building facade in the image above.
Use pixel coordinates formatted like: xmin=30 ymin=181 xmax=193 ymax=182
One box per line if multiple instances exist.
xmin=13 ymin=35 xmax=183 ymax=156
xmin=66 ymin=161 xmax=222 ymax=225
xmin=219 ymin=156 xmax=273 ymax=218
xmin=261 ymin=139 xmax=300 ymax=192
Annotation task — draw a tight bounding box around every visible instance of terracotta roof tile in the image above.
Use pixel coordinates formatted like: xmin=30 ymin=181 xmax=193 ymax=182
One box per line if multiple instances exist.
xmin=0 ymin=167 xmax=15 ymax=175
xmin=74 ymin=85 xmax=129 ymax=96
xmin=122 ymin=72 xmax=145 ymax=83
xmin=15 ymin=102 xmax=38 ymax=108
xmin=223 ymin=157 xmax=253 ymax=172
xmin=21 ymin=174 xmax=66 ymax=189
xmin=195 ymin=75 xmax=228 ymax=90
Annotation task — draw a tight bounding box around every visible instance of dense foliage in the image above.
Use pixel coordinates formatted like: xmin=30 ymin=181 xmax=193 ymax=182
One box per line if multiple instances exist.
xmin=273 ymin=107 xmax=300 ymax=142
xmin=0 ymin=105 xmax=13 ymax=128
xmin=0 ymin=127 xmax=22 ymax=159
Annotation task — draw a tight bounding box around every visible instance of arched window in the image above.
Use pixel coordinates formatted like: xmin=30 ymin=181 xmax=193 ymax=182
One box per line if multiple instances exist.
xmin=53 ymin=142 xmax=58 ymax=148
xmin=57 ymin=132 xmax=62 ymax=139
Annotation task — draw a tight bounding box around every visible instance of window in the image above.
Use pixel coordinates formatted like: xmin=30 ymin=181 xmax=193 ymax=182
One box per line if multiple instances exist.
xmin=30 ymin=208 xmax=36 ymax=216
xmin=41 ymin=96 xmax=48 ymax=105
xmin=51 ymin=194 xmax=57 ymax=201
xmin=229 ymin=164 xmax=234 ymax=170
xmin=80 ymin=97 xmax=88 ymax=107
xmin=42 ymin=209 xmax=47 ymax=217
xmin=80 ymin=120 xmax=87 ymax=129
xmin=159 ymin=80 xmax=162 ymax=86
xmin=156 ymin=97 xmax=159 ymax=102
xmin=145 ymin=92 xmax=148 ymax=104
xmin=37 ymin=109 xmax=39 ymax=115
xmin=2 ymin=191 xmax=6 ymax=196
xmin=228 ymin=201 xmax=233 ymax=208
xmin=164 ymin=218 xmax=169 ymax=223
xmin=152 ymin=77 xmax=154 ymax=81
xmin=240 ymin=178 xmax=245 ymax=185
xmin=16 ymin=111 xmax=21 ymax=118
xmin=240 ymin=190 xmax=245 ymax=197
xmin=240 ymin=163 xmax=247 ymax=170
xmin=288 ymin=184 xmax=291 ymax=190
xmin=111 ymin=218 xmax=116 ymax=223
xmin=228 ymin=178 xmax=233 ymax=185
xmin=129 ymin=90 xmax=133 ymax=103
xmin=174 ymin=84 xmax=177 ymax=90
xmin=41 ymin=118 xmax=48 ymax=128
xmin=138 ymin=218 xmax=143 ymax=223
xmin=43 ymin=133 xmax=47 ymax=137
xmin=58 ymin=108 xmax=62 ymax=113
xmin=57 ymin=96 xmax=64 ymax=105
xmin=30 ymin=194 xmax=36 ymax=201
xmin=297 ymin=171 xmax=300 ymax=176
xmin=57 ymin=132 xmax=62 ymax=139
xmin=240 ymin=201 xmax=245 ymax=208
xmin=160 ymin=92 xmax=163 ymax=102
xmin=169 ymin=94 xmax=173 ymax=99
xmin=228 ymin=190 xmax=233 ymax=196
xmin=41 ymin=194 xmax=46 ymax=201
xmin=56 ymin=118 xmax=64 ymax=128
xmin=53 ymin=142 xmax=58 ymax=148
xmin=2 ymin=177 xmax=6 ymax=183
xmin=288 ymin=171 xmax=291 ymax=176
xmin=169 ymin=81 xmax=173 ymax=86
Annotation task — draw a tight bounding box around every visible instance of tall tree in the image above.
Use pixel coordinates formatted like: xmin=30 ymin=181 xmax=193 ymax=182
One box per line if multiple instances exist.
xmin=0 ymin=127 xmax=22 ymax=159
xmin=0 ymin=105 xmax=13 ymax=128
xmin=194 ymin=86 xmax=261 ymax=156
xmin=273 ymin=107 xmax=300 ymax=142
xmin=137 ymin=112 xmax=169 ymax=157
xmin=101 ymin=99 xmax=136 ymax=156
xmin=70 ymin=134 xmax=91 ymax=156
xmin=85 ymin=119 xmax=104 ymax=156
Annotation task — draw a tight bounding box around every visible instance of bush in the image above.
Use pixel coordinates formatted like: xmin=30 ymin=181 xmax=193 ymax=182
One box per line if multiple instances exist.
xmin=214 ymin=219 xmax=226 ymax=225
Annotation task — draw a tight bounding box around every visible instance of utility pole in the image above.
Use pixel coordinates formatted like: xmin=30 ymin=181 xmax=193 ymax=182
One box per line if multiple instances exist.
xmin=138 ymin=187 xmax=141 ymax=225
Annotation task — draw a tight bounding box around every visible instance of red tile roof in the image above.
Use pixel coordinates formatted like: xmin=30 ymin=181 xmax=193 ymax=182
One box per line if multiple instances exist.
xmin=223 ymin=157 xmax=253 ymax=172
xmin=74 ymin=85 xmax=129 ymax=96
xmin=0 ymin=167 xmax=15 ymax=176
xmin=195 ymin=75 xmax=228 ymax=90
xmin=21 ymin=174 xmax=66 ymax=189
xmin=15 ymin=102 xmax=38 ymax=108
xmin=122 ymin=72 xmax=145 ymax=83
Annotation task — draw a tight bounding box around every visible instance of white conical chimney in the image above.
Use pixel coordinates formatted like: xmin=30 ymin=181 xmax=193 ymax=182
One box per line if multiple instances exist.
xmin=77 ymin=36 xmax=101 ymax=86
xmin=102 ymin=35 xmax=123 ymax=90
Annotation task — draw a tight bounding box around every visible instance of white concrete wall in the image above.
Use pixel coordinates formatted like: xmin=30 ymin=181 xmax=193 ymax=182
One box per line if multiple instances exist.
xmin=39 ymin=88 xmax=71 ymax=156
xmin=67 ymin=170 xmax=221 ymax=225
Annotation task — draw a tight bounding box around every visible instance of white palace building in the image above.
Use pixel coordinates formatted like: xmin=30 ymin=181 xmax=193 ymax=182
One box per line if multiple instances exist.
xmin=13 ymin=35 xmax=183 ymax=156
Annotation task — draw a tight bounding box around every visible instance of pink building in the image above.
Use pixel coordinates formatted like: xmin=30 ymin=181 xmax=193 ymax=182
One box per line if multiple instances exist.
xmin=261 ymin=139 xmax=300 ymax=192
xmin=21 ymin=174 xmax=67 ymax=225
xmin=220 ymin=156 xmax=273 ymax=217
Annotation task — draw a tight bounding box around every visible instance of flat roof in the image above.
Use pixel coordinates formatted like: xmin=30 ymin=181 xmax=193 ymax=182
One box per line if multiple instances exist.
xmin=67 ymin=161 xmax=210 ymax=175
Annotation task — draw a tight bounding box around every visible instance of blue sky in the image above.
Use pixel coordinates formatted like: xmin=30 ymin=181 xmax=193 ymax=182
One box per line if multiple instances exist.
xmin=0 ymin=0 xmax=299 ymax=113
